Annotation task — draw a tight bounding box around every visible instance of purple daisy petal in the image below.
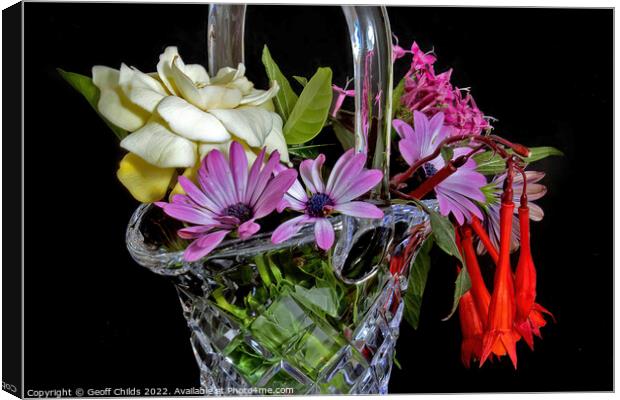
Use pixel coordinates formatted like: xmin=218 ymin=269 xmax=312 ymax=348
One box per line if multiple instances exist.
xmin=271 ymin=215 xmax=312 ymax=244
xmin=314 ymin=218 xmax=335 ymax=250
xmin=197 ymin=163 xmax=228 ymax=210
xmin=249 ymin=150 xmax=280 ymax=206
xmin=244 ymin=147 xmax=266 ymax=204
xmin=160 ymin=203 xmax=218 ymax=225
xmin=206 ymin=149 xmax=236 ymax=205
xmin=336 ymin=169 xmax=384 ymax=203
xmin=184 ymin=230 xmax=229 ymax=262
xmin=528 ymin=203 xmax=544 ymax=221
xmin=299 ymin=159 xmax=318 ymax=194
xmin=333 ymin=201 xmax=384 ymax=219
xmin=229 ymin=141 xmax=249 ymax=204
xmin=253 ymin=169 xmax=298 ymax=218
xmin=398 ymin=138 xmax=419 ymax=166
xmin=326 ymin=153 xmax=367 ymax=200
xmin=178 ymin=225 xmax=218 ymax=239
xmin=238 ymin=219 xmax=261 ymax=239
xmin=178 ymin=176 xmax=214 ymax=211
xmin=393 ymin=118 xmax=415 ymax=140
xmin=325 ymin=148 xmax=356 ymax=194
xmin=310 ymin=154 xmax=326 ymax=193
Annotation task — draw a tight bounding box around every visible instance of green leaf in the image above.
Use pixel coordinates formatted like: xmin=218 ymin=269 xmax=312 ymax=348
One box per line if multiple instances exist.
xmin=442 ymin=267 xmax=471 ymax=321
xmin=291 ymin=285 xmax=338 ymax=318
xmin=331 ymin=119 xmax=355 ymax=150
xmin=261 ymin=46 xmax=299 ymax=122
xmin=292 ymin=75 xmax=308 ymax=88
xmin=403 ymin=237 xmax=434 ymax=329
xmin=283 ymin=67 xmax=333 ymax=145
xmin=440 ymin=146 xmax=454 ymax=164
xmin=429 ymin=209 xmax=462 ymax=262
xmin=288 ymin=144 xmax=336 ymax=159
xmin=473 ymin=146 xmax=564 ymax=175
xmin=392 ymin=75 xmax=406 ymax=118
xmin=57 ymin=68 xmax=128 ymax=140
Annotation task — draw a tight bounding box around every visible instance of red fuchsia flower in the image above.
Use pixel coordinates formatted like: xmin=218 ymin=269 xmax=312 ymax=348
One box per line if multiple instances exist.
xmin=514 ymin=195 xmax=554 ymax=350
xmin=458 ymin=289 xmax=485 ymax=368
xmin=480 ymin=177 xmax=521 ymax=369
xmin=393 ymin=111 xmax=487 ymax=225
xmin=477 ymin=171 xmax=547 ymax=256
xmin=399 ymin=42 xmax=490 ymax=136
xmin=271 ymin=149 xmax=384 ymax=250
xmin=156 ymin=141 xmax=297 ymax=261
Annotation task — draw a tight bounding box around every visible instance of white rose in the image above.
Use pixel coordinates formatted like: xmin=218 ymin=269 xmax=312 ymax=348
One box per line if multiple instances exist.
xmin=92 ymin=46 xmax=289 ymax=202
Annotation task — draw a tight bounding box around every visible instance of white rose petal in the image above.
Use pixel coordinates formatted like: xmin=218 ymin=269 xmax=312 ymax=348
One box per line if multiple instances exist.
xmin=198 ymin=140 xmax=257 ymax=166
xmin=170 ymin=56 xmax=204 ymax=108
xmin=209 ymin=107 xmax=274 ymax=147
xmin=157 ymin=96 xmax=230 ymax=143
xmin=119 ymin=64 xmax=167 ymax=112
xmin=183 ymin=64 xmax=210 ymax=84
xmin=263 ymin=113 xmax=290 ymax=164
xmin=240 ymin=81 xmax=280 ymax=106
xmin=121 ymin=119 xmax=197 ymax=168
xmin=198 ymin=85 xmax=243 ymax=109
xmin=156 ymin=46 xmax=181 ymax=95
xmin=92 ymin=65 xmax=119 ymax=89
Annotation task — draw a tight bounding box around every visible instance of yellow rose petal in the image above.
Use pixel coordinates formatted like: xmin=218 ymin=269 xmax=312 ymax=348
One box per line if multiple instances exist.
xmin=169 ymin=163 xmax=200 ymax=201
xmin=117 ymin=153 xmax=175 ymax=202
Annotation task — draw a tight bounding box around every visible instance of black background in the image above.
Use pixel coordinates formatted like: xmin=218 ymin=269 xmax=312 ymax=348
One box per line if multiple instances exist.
xmin=22 ymin=3 xmax=612 ymax=393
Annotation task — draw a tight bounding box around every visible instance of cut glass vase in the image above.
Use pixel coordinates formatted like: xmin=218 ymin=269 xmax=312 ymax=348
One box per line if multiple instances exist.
xmin=126 ymin=202 xmax=433 ymax=394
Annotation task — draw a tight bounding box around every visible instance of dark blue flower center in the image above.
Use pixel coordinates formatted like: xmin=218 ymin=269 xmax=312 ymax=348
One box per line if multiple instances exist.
xmin=225 ymin=203 xmax=253 ymax=223
xmin=306 ymin=193 xmax=334 ymax=218
xmin=423 ymin=162 xmax=438 ymax=178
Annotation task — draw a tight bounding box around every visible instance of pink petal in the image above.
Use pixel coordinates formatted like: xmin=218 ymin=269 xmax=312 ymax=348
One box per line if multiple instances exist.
xmin=229 ymin=141 xmax=249 ymax=204
xmin=238 ymin=219 xmax=260 ymax=239
xmin=333 ymin=201 xmax=384 ymax=219
xmin=184 ymin=230 xmax=229 ymax=262
xmin=336 ymin=170 xmax=384 ymax=203
xmin=253 ymin=169 xmax=298 ymax=218
xmin=314 ymin=218 xmax=335 ymax=250
xmin=271 ymin=215 xmax=311 ymax=244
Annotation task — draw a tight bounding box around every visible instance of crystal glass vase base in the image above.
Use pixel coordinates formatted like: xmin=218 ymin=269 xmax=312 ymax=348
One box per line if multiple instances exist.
xmin=127 ymin=203 xmax=432 ymax=395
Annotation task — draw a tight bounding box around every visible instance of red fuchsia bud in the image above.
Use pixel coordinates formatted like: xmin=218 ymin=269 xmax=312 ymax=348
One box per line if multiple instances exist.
xmin=480 ymin=187 xmax=521 ymax=369
xmin=514 ymin=205 xmax=554 ymax=350
xmin=458 ymin=289 xmax=484 ymax=368
xmin=460 ymin=226 xmax=491 ymax=324
xmin=511 ymin=143 xmax=531 ymax=158
xmin=470 ymin=216 xmax=499 ymax=264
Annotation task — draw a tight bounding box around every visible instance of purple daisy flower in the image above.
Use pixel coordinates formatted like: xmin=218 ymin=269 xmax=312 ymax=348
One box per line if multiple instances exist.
xmin=271 ymin=149 xmax=384 ymax=250
xmin=157 ymin=141 xmax=297 ymax=262
xmin=393 ymin=110 xmax=487 ymax=225
xmin=477 ymin=170 xmax=547 ymax=255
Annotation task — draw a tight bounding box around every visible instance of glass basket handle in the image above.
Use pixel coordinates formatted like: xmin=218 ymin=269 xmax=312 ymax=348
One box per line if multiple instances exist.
xmin=207 ymin=5 xmax=393 ymax=201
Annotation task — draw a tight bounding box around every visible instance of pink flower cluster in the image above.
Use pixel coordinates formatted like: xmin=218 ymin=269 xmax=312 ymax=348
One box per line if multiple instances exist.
xmin=397 ymin=41 xmax=491 ymax=136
